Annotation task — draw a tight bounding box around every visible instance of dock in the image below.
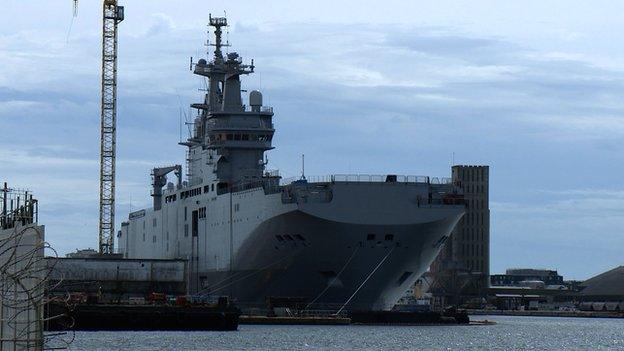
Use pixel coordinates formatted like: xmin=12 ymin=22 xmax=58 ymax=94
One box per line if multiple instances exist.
xmin=468 ymin=309 xmax=624 ymax=319
xmin=240 ymin=315 xmax=351 ymax=325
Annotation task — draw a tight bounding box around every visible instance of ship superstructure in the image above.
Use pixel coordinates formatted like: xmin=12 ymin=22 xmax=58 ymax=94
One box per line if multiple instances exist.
xmin=118 ymin=16 xmax=465 ymax=312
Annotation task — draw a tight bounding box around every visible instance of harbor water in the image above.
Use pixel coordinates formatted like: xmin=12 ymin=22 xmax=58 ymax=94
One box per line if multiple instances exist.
xmin=66 ymin=315 xmax=624 ymax=350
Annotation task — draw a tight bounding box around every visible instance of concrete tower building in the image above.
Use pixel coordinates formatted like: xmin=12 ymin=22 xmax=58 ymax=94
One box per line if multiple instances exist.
xmin=429 ymin=165 xmax=490 ymax=304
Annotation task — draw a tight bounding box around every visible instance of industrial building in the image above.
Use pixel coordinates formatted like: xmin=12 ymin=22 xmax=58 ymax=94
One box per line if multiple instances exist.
xmin=47 ymin=256 xmax=188 ymax=302
xmin=491 ymin=268 xmax=564 ymax=288
xmin=429 ymin=165 xmax=490 ymax=306
xmin=486 ymin=268 xmax=573 ymax=310
xmin=579 ymin=266 xmax=624 ymax=306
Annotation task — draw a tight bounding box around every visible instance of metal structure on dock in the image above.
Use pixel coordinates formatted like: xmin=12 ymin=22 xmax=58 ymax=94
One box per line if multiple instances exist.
xmin=0 ymin=184 xmax=71 ymax=350
xmin=98 ymin=0 xmax=124 ymax=254
xmin=71 ymin=0 xmax=125 ymax=254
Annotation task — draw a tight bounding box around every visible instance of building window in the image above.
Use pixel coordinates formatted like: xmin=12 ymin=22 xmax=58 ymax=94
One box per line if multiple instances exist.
xmin=384 ymin=234 xmax=394 ymax=241
xmin=142 ymin=233 xmax=145 ymax=242
xmin=184 ymin=224 xmax=189 ymax=237
xmin=184 ymin=207 xmax=188 ymax=221
xmin=152 ymin=218 xmax=157 ymax=227
xmin=367 ymin=234 xmax=375 ymax=241
xmin=152 ymin=235 xmax=156 ymax=243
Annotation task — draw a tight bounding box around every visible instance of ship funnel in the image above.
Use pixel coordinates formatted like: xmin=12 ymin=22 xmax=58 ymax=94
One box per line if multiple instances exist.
xmin=250 ymin=90 xmax=262 ymax=112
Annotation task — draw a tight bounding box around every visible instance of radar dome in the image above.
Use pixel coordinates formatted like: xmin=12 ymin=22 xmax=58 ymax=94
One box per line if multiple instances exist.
xmin=250 ymin=90 xmax=263 ymax=107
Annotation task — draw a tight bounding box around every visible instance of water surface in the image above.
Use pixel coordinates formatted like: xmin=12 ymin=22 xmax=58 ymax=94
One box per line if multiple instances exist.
xmin=65 ymin=315 xmax=624 ymax=350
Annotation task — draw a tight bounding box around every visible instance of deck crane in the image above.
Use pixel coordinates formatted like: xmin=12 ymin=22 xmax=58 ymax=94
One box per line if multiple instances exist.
xmin=73 ymin=0 xmax=124 ymax=254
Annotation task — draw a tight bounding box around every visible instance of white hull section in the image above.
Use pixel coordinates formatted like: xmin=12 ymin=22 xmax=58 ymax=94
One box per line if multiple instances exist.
xmin=119 ymin=180 xmax=463 ymax=311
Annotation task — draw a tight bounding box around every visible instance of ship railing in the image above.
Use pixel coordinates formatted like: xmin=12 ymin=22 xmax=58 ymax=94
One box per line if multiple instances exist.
xmin=281 ymin=174 xmax=452 ymax=185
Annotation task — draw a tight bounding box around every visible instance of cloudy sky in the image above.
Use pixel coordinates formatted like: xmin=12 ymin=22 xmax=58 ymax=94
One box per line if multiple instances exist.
xmin=2 ymin=1 xmax=623 ymax=280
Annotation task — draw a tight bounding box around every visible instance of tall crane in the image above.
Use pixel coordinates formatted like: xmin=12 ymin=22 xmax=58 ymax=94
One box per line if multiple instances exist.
xmin=99 ymin=0 xmax=124 ymax=254
xmin=73 ymin=0 xmax=124 ymax=254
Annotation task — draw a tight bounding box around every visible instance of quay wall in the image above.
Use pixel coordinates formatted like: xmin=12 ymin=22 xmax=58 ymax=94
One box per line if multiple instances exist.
xmin=468 ymin=309 xmax=624 ymax=319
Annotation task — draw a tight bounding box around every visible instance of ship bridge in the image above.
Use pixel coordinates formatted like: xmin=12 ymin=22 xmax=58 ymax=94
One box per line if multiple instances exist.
xmin=183 ymin=15 xmax=276 ymax=189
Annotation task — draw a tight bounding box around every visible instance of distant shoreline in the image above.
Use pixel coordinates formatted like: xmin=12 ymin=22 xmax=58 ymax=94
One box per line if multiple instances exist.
xmin=468 ymin=309 xmax=624 ymax=319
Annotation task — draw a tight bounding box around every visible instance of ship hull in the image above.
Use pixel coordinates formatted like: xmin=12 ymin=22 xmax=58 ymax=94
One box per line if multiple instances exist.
xmin=199 ymin=208 xmax=462 ymax=312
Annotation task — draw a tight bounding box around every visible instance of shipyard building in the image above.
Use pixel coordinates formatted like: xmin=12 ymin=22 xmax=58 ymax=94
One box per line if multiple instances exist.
xmin=579 ymin=266 xmax=624 ymax=310
xmin=491 ymin=268 xmax=564 ymax=287
xmin=429 ymin=165 xmax=490 ymax=305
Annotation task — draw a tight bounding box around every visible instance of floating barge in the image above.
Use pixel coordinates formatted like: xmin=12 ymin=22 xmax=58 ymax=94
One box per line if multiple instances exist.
xmin=46 ymin=301 xmax=240 ymax=331
xmin=238 ymin=309 xmax=469 ymax=326
xmin=350 ymin=310 xmax=470 ymax=325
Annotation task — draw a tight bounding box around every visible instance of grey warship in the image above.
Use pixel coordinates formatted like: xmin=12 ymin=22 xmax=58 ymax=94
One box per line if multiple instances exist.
xmin=118 ymin=16 xmax=465 ymax=312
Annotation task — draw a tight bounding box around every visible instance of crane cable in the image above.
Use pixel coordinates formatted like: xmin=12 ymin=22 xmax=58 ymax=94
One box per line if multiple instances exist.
xmin=66 ymin=0 xmax=79 ymax=43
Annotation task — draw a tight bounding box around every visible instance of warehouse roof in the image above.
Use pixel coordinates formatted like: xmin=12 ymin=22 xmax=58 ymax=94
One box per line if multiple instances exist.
xmin=581 ymin=266 xmax=624 ymax=296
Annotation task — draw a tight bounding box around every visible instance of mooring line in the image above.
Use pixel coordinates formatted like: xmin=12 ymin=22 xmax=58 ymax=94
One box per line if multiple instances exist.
xmin=197 ymin=252 xmax=295 ymax=295
xmin=335 ymin=246 xmax=395 ymax=315
xmin=304 ymin=246 xmax=360 ymax=311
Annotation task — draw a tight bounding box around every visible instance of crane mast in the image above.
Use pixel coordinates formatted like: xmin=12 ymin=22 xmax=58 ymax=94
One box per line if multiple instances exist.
xmin=99 ymin=0 xmax=124 ymax=254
